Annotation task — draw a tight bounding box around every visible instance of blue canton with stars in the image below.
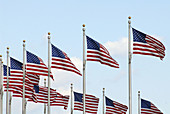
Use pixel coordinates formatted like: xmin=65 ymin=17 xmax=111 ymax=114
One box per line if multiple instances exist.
xmin=3 ymin=65 xmax=10 ymax=76
xmin=86 ymin=36 xmax=100 ymax=50
xmin=141 ymin=99 xmax=151 ymax=109
xmin=105 ymin=96 xmax=115 ymax=107
xmin=33 ymin=85 xmax=40 ymax=93
xmin=51 ymin=44 xmax=65 ymax=59
xmin=132 ymin=28 xmax=147 ymax=43
xmin=10 ymin=57 xmax=22 ymax=70
xmin=74 ymin=92 xmax=83 ymax=102
xmin=27 ymin=51 xmax=40 ymax=64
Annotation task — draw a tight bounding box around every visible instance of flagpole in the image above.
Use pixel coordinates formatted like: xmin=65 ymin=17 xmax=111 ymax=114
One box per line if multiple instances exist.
xmin=138 ymin=91 xmax=140 ymax=114
xmin=0 ymin=55 xmax=3 ymax=114
xmin=103 ymin=88 xmax=105 ymax=114
xmin=70 ymin=83 xmax=73 ymax=114
xmin=6 ymin=47 xmax=9 ymax=114
xmin=47 ymin=32 xmax=51 ymax=114
xmin=9 ymin=93 xmax=12 ymax=114
xmin=82 ymin=24 xmax=86 ymax=114
xmin=22 ymin=40 xmax=26 ymax=114
xmin=128 ymin=16 xmax=132 ymax=114
xmin=44 ymin=79 xmax=47 ymax=114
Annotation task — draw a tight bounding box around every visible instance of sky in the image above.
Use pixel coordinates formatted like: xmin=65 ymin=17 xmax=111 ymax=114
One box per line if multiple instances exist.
xmin=0 ymin=0 xmax=170 ymax=114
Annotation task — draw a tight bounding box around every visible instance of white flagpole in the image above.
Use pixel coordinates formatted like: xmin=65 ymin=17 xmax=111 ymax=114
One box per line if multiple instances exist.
xmin=138 ymin=91 xmax=140 ymax=114
xmin=128 ymin=16 xmax=132 ymax=114
xmin=22 ymin=40 xmax=26 ymax=114
xmin=0 ymin=55 xmax=3 ymax=114
xmin=103 ymin=88 xmax=105 ymax=114
xmin=47 ymin=32 xmax=51 ymax=114
xmin=6 ymin=47 xmax=9 ymax=114
xmin=82 ymin=24 xmax=86 ymax=114
xmin=44 ymin=79 xmax=47 ymax=114
xmin=70 ymin=83 xmax=73 ymax=114
xmin=9 ymin=93 xmax=12 ymax=114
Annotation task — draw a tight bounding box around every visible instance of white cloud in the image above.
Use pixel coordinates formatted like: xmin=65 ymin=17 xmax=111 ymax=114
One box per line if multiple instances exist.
xmin=104 ymin=37 xmax=128 ymax=57
xmin=152 ymin=35 xmax=165 ymax=41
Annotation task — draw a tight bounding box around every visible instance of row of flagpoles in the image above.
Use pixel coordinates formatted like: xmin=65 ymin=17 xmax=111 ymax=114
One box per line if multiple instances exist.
xmin=0 ymin=16 xmax=166 ymax=114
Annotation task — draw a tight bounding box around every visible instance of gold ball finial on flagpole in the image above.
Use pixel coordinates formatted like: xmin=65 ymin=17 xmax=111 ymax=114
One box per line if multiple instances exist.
xmin=48 ymin=32 xmax=51 ymax=39
xmin=7 ymin=47 xmax=9 ymax=50
xmin=128 ymin=16 xmax=131 ymax=24
xmin=82 ymin=24 xmax=85 ymax=27
xmin=0 ymin=55 xmax=2 ymax=57
xmin=48 ymin=32 xmax=51 ymax=35
xmin=23 ymin=40 xmax=26 ymax=43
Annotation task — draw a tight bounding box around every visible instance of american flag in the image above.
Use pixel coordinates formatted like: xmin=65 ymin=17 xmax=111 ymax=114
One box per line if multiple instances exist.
xmin=26 ymin=73 xmax=40 ymax=88
xmin=132 ymin=28 xmax=165 ymax=60
xmin=74 ymin=91 xmax=99 ymax=114
xmin=26 ymin=51 xmax=53 ymax=79
xmin=3 ymin=58 xmax=26 ymax=92
xmin=12 ymin=86 xmax=34 ymax=98
xmin=3 ymin=57 xmax=40 ymax=98
xmin=9 ymin=58 xmax=37 ymax=89
xmin=141 ymin=99 xmax=163 ymax=114
xmin=3 ymin=65 xmax=10 ymax=90
xmin=9 ymin=57 xmax=24 ymax=88
xmin=27 ymin=85 xmax=57 ymax=104
xmin=86 ymin=36 xmax=119 ymax=68
xmin=51 ymin=44 xmax=82 ymax=76
xmin=50 ymin=92 xmax=70 ymax=110
xmin=105 ymin=96 xmax=128 ymax=114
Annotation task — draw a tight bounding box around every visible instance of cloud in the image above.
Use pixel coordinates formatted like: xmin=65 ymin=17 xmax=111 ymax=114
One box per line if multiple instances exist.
xmin=152 ymin=35 xmax=165 ymax=41
xmin=104 ymin=37 xmax=128 ymax=57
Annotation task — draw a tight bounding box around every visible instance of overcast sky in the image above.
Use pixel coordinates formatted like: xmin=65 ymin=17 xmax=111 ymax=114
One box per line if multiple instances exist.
xmin=0 ymin=0 xmax=170 ymax=114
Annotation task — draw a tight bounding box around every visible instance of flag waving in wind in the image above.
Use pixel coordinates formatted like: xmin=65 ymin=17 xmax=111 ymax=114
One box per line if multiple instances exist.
xmin=3 ymin=65 xmax=10 ymax=90
xmin=28 ymin=85 xmax=57 ymax=103
xmin=141 ymin=99 xmax=163 ymax=114
xmin=26 ymin=51 xmax=53 ymax=79
xmin=51 ymin=44 xmax=82 ymax=76
xmin=50 ymin=92 xmax=70 ymax=110
xmin=86 ymin=36 xmax=119 ymax=68
xmin=105 ymin=96 xmax=128 ymax=114
xmin=74 ymin=91 xmax=99 ymax=114
xmin=132 ymin=28 xmax=165 ymax=60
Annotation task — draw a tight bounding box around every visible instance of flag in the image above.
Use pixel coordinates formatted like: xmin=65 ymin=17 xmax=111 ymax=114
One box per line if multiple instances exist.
xmin=141 ymin=99 xmax=163 ymax=114
xmin=50 ymin=92 xmax=70 ymax=110
xmin=8 ymin=57 xmax=34 ymax=90
xmin=9 ymin=57 xmax=24 ymax=88
xmin=74 ymin=91 xmax=99 ymax=114
xmin=86 ymin=36 xmax=119 ymax=68
xmin=26 ymin=74 xmax=40 ymax=88
xmin=3 ymin=65 xmax=10 ymax=89
xmin=51 ymin=44 xmax=82 ymax=76
xmin=27 ymin=85 xmax=57 ymax=104
xmin=26 ymin=51 xmax=53 ymax=79
xmin=12 ymin=86 xmax=34 ymax=98
xmin=105 ymin=96 xmax=128 ymax=114
xmin=132 ymin=28 xmax=165 ymax=60
xmin=3 ymin=57 xmax=40 ymax=98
